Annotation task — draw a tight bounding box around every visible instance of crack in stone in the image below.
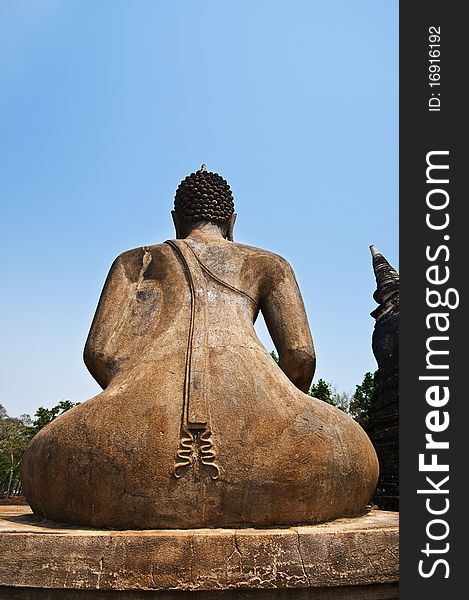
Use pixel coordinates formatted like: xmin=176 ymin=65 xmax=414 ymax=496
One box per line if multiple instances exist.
xmin=296 ymin=530 xmax=310 ymax=586
xmin=105 ymin=248 xmax=152 ymax=350
xmin=189 ymin=533 xmax=195 ymax=586
xmin=227 ymin=532 xmax=243 ymax=565
xmin=225 ymin=531 xmax=244 ymax=586
xmin=233 ymin=531 xmax=243 ymax=557
xmin=96 ymin=555 xmax=104 ymax=588
xmin=150 ymin=564 xmax=157 ymax=588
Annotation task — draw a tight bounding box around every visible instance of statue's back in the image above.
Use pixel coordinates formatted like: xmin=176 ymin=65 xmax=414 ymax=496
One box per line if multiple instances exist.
xmin=21 ymin=168 xmax=379 ymax=529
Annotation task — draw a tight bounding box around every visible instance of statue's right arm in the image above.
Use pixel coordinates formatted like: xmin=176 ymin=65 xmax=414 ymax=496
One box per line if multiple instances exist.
xmin=83 ymin=253 xmax=133 ymax=389
xmin=260 ymin=255 xmax=316 ymax=393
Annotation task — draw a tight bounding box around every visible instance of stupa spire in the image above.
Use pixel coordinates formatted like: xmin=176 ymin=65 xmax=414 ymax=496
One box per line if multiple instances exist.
xmin=370 ymin=245 xmax=399 ymax=304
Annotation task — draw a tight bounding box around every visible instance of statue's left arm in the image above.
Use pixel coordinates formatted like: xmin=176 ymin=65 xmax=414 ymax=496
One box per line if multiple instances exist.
xmin=260 ymin=255 xmax=316 ymax=393
xmin=84 ymin=250 xmax=141 ymax=389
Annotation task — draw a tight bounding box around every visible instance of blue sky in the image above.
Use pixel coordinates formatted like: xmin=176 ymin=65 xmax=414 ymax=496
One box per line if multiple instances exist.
xmin=0 ymin=1 xmax=398 ymax=418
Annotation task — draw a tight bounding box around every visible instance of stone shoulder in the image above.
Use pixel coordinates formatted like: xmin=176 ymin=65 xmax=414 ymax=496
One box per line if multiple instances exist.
xmin=231 ymin=242 xmax=294 ymax=271
xmin=111 ymin=241 xmax=294 ymax=285
xmin=115 ymin=243 xmax=171 ymax=262
xmin=109 ymin=244 xmax=173 ymax=282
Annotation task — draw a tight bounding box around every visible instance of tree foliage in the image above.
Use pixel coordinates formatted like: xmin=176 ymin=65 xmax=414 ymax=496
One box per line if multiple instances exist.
xmin=24 ymin=400 xmax=79 ymax=437
xmin=349 ymin=371 xmax=376 ymax=427
xmin=308 ymin=378 xmax=333 ymax=403
xmin=0 ymin=406 xmax=31 ymax=498
xmin=1 ymin=400 xmax=79 ymax=498
xmin=308 ymin=380 xmax=351 ymax=413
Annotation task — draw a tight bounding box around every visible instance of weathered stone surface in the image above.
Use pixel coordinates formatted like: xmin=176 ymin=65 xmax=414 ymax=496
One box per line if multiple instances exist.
xmin=20 ymin=168 xmax=379 ymax=529
xmin=0 ymin=506 xmax=398 ymax=595
xmin=367 ymin=246 xmax=399 ymax=511
xmin=0 ymin=585 xmax=399 ymax=599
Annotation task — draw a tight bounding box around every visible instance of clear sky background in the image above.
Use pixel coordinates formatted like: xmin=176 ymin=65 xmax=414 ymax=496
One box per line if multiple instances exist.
xmin=0 ymin=1 xmax=398 ymax=418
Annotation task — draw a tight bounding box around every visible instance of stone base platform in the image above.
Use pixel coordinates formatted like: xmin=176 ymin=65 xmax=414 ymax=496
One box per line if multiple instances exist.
xmin=0 ymin=506 xmax=398 ymax=599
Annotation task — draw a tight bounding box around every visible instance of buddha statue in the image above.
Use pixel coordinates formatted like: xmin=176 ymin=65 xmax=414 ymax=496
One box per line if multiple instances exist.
xmin=21 ymin=166 xmax=378 ymax=529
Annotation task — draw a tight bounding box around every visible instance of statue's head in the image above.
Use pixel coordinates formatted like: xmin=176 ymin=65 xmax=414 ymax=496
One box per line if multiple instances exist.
xmin=172 ymin=165 xmax=236 ymax=240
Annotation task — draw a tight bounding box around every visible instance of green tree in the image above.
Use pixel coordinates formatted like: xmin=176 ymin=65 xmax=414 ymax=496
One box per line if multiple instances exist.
xmin=308 ymin=378 xmax=334 ymax=404
xmin=0 ymin=406 xmax=31 ymax=498
xmin=1 ymin=400 xmax=80 ymax=498
xmin=25 ymin=400 xmax=80 ymax=437
xmin=349 ymin=371 xmax=376 ymax=427
xmin=309 ymin=380 xmax=350 ymax=413
xmin=330 ymin=390 xmax=351 ymax=413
